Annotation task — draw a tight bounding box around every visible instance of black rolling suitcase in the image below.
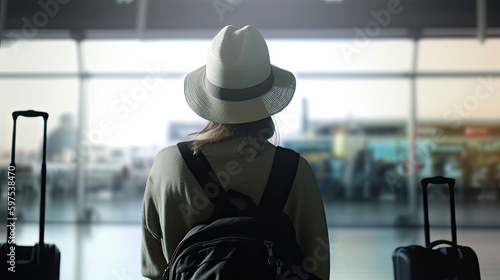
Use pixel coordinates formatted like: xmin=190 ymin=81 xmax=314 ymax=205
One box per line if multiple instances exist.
xmin=392 ymin=176 xmax=480 ymax=280
xmin=0 ymin=110 xmax=61 ymax=280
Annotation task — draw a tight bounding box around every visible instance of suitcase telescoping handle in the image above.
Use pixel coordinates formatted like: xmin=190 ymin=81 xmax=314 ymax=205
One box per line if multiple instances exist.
xmin=12 ymin=110 xmax=49 ymax=120
xmin=10 ymin=110 xmax=49 ymax=165
xmin=421 ymin=176 xmax=457 ymax=249
xmin=9 ymin=110 xmax=49 ymax=252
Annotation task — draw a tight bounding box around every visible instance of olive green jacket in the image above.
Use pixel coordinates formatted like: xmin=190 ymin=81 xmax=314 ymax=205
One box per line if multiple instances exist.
xmin=141 ymin=139 xmax=330 ymax=279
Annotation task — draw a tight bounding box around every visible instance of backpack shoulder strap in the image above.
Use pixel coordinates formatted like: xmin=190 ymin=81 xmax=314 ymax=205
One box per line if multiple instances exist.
xmin=177 ymin=141 xmax=226 ymax=212
xmin=258 ymin=146 xmax=300 ymax=212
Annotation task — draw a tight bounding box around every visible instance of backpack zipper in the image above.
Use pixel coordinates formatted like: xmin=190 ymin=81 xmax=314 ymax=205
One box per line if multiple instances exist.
xmin=264 ymin=240 xmax=276 ymax=265
xmin=275 ymin=259 xmax=284 ymax=279
xmin=264 ymin=240 xmax=285 ymax=279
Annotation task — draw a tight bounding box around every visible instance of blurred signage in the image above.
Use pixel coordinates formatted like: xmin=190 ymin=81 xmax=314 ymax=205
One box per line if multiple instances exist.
xmin=465 ymin=127 xmax=489 ymax=137
xmin=477 ymin=141 xmax=500 ymax=151
xmin=434 ymin=144 xmax=465 ymax=153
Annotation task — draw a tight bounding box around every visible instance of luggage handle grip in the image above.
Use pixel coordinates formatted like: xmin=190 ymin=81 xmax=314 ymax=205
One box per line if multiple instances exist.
xmin=429 ymin=239 xmax=456 ymax=249
xmin=13 ymin=110 xmax=49 ymax=120
xmin=422 ymin=176 xmax=455 ymax=188
xmin=421 ymin=176 xmax=458 ymax=249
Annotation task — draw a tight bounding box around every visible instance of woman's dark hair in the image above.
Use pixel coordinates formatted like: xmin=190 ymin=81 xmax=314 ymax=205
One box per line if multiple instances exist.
xmin=191 ymin=117 xmax=276 ymax=152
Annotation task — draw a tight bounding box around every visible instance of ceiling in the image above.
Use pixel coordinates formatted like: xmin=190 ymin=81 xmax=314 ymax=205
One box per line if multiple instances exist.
xmin=1 ymin=0 xmax=500 ymax=39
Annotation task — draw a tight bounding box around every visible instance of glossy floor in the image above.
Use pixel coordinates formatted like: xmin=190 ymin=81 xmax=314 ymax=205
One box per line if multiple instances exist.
xmin=0 ymin=224 xmax=499 ymax=280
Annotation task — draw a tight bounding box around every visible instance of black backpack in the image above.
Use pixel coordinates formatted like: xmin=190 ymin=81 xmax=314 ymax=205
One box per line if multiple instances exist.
xmin=161 ymin=141 xmax=321 ymax=280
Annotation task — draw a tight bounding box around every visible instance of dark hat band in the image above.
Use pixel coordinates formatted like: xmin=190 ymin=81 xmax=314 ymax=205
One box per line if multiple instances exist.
xmin=204 ymin=71 xmax=274 ymax=101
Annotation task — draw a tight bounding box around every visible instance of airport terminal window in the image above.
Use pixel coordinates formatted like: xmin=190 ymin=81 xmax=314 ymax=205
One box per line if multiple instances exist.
xmin=267 ymin=39 xmax=413 ymax=73
xmin=417 ymin=78 xmax=500 ymax=119
xmin=82 ymin=40 xmax=210 ymax=73
xmin=419 ymin=39 xmax=500 ymax=71
xmin=0 ymin=78 xmax=79 ymax=222
xmin=85 ymin=78 xmax=200 ymax=147
xmin=0 ymin=39 xmax=77 ymax=73
xmin=2 ymin=38 xmax=500 ymax=227
xmin=294 ymin=79 xmax=410 ymax=120
xmin=0 ymin=79 xmax=79 ymax=150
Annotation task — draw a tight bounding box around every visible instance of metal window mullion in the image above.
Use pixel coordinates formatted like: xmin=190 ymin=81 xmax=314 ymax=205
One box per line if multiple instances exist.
xmin=407 ymin=38 xmax=420 ymax=226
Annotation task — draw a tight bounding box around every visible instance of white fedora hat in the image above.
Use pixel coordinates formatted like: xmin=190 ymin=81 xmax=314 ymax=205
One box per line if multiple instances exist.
xmin=184 ymin=25 xmax=296 ymax=124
